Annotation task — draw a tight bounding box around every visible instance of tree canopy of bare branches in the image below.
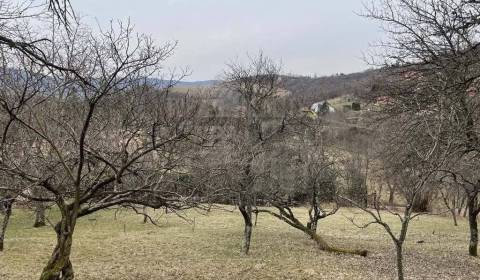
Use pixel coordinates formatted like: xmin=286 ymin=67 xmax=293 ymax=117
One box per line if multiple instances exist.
xmin=365 ymin=0 xmax=480 ymax=258
xmin=0 ymin=16 xmax=212 ymax=279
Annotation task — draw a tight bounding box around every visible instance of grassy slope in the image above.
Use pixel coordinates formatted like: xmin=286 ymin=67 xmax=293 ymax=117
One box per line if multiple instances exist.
xmin=0 ymin=207 xmax=479 ymax=280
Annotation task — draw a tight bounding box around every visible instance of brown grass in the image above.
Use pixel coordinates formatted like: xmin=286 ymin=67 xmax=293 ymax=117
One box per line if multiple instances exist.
xmin=0 ymin=207 xmax=478 ymax=279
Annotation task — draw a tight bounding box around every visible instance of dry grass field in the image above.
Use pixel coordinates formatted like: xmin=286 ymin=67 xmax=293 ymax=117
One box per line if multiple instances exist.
xmin=0 ymin=207 xmax=479 ymax=280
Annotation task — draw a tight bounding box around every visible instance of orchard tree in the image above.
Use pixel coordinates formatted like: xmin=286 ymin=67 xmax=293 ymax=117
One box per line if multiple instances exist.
xmin=439 ymin=180 xmax=467 ymax=226
xmin=341 ymin=120 xmax=450 ymax=280
xmin=364 ymin=0 xmax=480 ymax=256
xmin=0 ymin=0 xmax=76 ymax=65
xmin=255 ymin=119 xmax=368 ymax=256
xmin=0 ymin=19 xmax=211 ymax=280
xmin=221 ymin=52 xmax=286 ymax=254
xmin=0 ymin=43 xmax=51 ymax=250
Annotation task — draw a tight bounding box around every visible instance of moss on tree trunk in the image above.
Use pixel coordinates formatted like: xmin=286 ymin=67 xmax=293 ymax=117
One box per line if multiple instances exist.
xmin=260 ymin=207 xmax=368 ymax=257
xmin=309 ymin=230 xmax=368 ymax=257
xmin=39 ymin=216 xmax=76 ymax=280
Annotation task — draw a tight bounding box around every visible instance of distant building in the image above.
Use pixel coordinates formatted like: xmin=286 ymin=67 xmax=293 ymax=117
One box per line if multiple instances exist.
xmin=310 ymin=101 xmax=336 ymax=115
xmin=351 ymin=102 xmax=361 ymax=111
xmin=343 ymin=104 xmax=352 ymax=112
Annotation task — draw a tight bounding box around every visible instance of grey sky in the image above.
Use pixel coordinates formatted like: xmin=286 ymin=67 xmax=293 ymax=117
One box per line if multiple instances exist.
xmin=73 ymin=0 xmax=382 ymax=81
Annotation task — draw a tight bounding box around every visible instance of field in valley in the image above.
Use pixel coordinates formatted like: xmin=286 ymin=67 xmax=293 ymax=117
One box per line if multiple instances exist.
xmin=0 ymin=207 xmax=479 ymax=280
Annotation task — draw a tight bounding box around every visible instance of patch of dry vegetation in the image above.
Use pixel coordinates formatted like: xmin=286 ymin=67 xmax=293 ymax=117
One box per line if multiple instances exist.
xmin=1 ymin=207 xmax=478 ymax=279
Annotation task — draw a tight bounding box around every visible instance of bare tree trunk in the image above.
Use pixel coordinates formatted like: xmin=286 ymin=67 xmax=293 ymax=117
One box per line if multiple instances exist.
xmin=378 ymin=185 xmax=383 ymax=202
xmin=395 ymin=243 xmax=404 ymax=280
xmin=264 ymin=206 xmax=368 ymax=257
xmin=307 ymin=226 xmax=367 ymax=256
xmin=307 ymin=187 xmax=319 ymax=235
xmin=0 ymin=198 xmax=13 ymax=252
xmin=451 ymin=208 xmax=458 ymax=227
xmin=451 ymin=194 xmax=458 ymax=226
xmin=142 ymin=206 xmax=148 ymax=224
xmin=239 ymin=158 xmax=254 ymax=255
xmin=34 ymin=203 xmax=47 ymax=228
xmin=239 ymin=196 xmax=253 ymax=255
xmin=308 ymin=218 xmax=318 ymax=234
xmin=458 ymin=196 xmax=467 ymax=216
xmin=253 ymin=194 xmax=258 ymax=227
xmin=40 ymin=215 xmax=76 ymax=280
xmin=441 ymin=191 xmax=458 ymax=226
xmin=412 ymin=192 xmax=431 ymax=212
xmin=467 ymin=197 xmax=478 ymax=257
xmin=388 ymin=190 xmax=395 ymax=207
xmin=457 ymin=196 xmax=467 ymax=216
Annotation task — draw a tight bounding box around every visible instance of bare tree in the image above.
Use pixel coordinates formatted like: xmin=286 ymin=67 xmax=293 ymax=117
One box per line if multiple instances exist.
xmin=439 ymin=181 xmax=466 ymax=226
xmin=364 ymin=0 xmax=480 ymax=257
xmin=255 ymin=120 xmax=368 ymax=256
xmin=0 ymin=19 xmax=212 ymax=280
xmin=221 ymin=52 xmax=286 ymax=254
xmin=342 ymin=120 xmax=448 ymax=280
xmin=340 ymin=130 xmax=371 ymax=208
xmin=0 ymin=40 xmax=51 ymax=249
xmin=438 ymin=156 xmax=480 ymax=254
xmin=0 ymin=0 xmax=76 ymax=69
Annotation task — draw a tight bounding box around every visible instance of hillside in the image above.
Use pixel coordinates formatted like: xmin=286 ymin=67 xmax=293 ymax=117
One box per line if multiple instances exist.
xmin=174 ymin=69 xmax=379 ymax=103
xmin=282 ymin=69 xmax=379 ymax=103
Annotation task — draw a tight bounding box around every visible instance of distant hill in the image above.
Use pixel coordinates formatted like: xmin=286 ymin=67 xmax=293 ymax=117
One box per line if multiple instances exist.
xmin=282 ymin=69 xmax=379 ymax=103
xmin=148 ymin=79 xmax=219 ymax=88
xmin=3 ymin=66 xmax=378 ymax=103
xmin=176 ymin=80 xmax=219 ymax=87
xmin=165 ymin=69 xmax=379 ymax=99
xmin=165 ymin=69 xmax=381 ymax=107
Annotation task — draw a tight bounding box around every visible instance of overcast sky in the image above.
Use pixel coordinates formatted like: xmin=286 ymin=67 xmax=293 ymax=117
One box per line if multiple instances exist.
xmin=72 ymin=0 xmax=382 ymax=81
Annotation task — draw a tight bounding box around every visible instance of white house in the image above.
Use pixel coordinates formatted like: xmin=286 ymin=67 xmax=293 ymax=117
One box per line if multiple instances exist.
xmin=310 ymin=101 xmax=336 ymax=115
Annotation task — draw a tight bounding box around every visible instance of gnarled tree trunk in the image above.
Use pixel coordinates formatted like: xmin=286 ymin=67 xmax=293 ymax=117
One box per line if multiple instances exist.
xmin=238 ymin=159 xmax=254 ymax=255
xmin=308 ymin=229 xmax=367 ymax=256
xmin=0 ymin=197 xmax=14 ymax=251
xmin=261 ymin=207 xmax=368 ymax=257
xmin=307 ymin=187 xmax=320 ymax=234
xmin=34 ymin=202 xmax=47 ymax=228
xmin=239 ymin=194 xmax=253 ymax=255
xmin=385 ymin=181 xmax=396 ymax=208
xmin=307 ymin=226 xmax=368 ymax=256
xmin=467 ymin=196 xmax=479 ymax=257
xmin=40 ymin=214 xmax=77 ymax=280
